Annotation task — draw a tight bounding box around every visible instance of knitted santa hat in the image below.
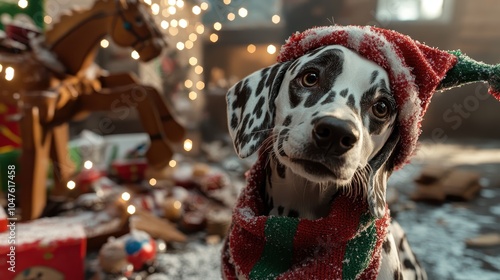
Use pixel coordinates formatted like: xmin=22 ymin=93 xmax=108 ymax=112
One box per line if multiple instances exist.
xmin=278 ymin=25 xmax=500 ymax=169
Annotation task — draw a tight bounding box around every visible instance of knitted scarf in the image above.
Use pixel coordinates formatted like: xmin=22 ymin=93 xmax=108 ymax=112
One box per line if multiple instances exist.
xmin=222 ymin=154 xmax=390 ymax=280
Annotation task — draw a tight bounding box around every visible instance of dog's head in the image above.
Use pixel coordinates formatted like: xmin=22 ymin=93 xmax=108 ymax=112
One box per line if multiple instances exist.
xmin=227 ymin=45 xmax=400 ymax=218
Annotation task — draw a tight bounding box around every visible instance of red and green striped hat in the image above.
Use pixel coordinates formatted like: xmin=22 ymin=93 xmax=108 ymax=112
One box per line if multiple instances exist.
xmin=222 ymin=153 xmax=390 ymax=280
xmin=278 ymin=25 xmax=500 ymax=169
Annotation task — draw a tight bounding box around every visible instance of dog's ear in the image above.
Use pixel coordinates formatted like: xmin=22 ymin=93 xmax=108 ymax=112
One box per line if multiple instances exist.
xmin=226 ymin=62 xmax=291 ymax=158
xmin=366 ymin=126 xmax=400 ymax=218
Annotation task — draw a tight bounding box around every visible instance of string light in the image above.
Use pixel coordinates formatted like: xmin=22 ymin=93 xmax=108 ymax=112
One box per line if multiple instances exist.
xmin=170 ymin=19 xmax=178 ymax=27
xmin=238 ymin=8 xmax=248 ymax=18
xmin=184 ymin=139 xmax=193 ymax=151
xmin=189 ymin=57 xmax=198 ymax=66
xmin=209 ymin=33 xmax=218 ymax=42
xmin=161 ymin=20 xmax=169 ymax=29
xmin=188 ymin=91 xmax=198 ymax=100
xmin=196 ymin=24 xmax=205 ymax=34
xmin=18 ymin=0 xmax=28 ymax=9
xmin=0 ymin=64 xmax=3 ymax=72
xmin=184 ymin=79 xmax=193 ymax=88
xmin=162 ymin=9 xmax=170 ymax=17
xmin=223 ymin=0 xmax=231 ymax=5
xmin=144 ymin=0 xmax=152 ymax=5
xmin=100 ymin=39 xmax=109 ymax=48
xmin=67 ymin=180 xmax=76 ymax=190
xmin=185 ymin=41 xmax=194 ymax=49
xmin=127 ymin=205 xmax=136 ymax=215
xmin=151 ymin=3 xmax=160 ymax=15
xmin=168 ymin=0 xmax=176 ymax=5
xmin=227 ymin=13 xmax=235 ymax=21
xmin=192 ymin=5 xmax=201 ymax=15
xmin=213 ymin=22 xmax=222 ymax=31
xmin=200 ymin=2 xmax=209 ymax=10
xmin=189 ymin=33 xmax=197 ymax=41
xmin=194 ymin=65 xmax=203 ymax=74
xmin=169 ymin=27 xmax=179 ymax=36
xmin=44 ymin=15 xmax=52 ymax=24
xmin=267 ymin=44 xmax=277 ymax=54
xmin=131 ymin=50 xmax=140 ymax=60
xmin=84 ymin=160 xmax=93 ymax=170
xmin=176 ymin=0 xmax=184 ymax=8
xmin=168 ymin=6 xmax=176 ymax=15
xmin=169 ymin=160 xmax=177 ymax=168
xmin=176 ymin=42 xmax=185 ymax=50
xmin=247 ymin=44 xmax=256 ymax=53
xmin=272 ymin=15 xmax=281 ymax=24
xmin=196 ymin=81 xmax=205 ymax=90
xmin=149 ymin=178 xmax=157 ymax=186
xmin=121 ymin=192 xmax=131 ymax=201
xmin=179 ymin=19 xmax=188 ymax=28
xmin=5 ymin=67 xmax=14 ymax=81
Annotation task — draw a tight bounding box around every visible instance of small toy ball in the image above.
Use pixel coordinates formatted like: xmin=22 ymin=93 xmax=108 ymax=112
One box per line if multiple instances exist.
xmin=124 ymin=231 xmax=157 ymax=271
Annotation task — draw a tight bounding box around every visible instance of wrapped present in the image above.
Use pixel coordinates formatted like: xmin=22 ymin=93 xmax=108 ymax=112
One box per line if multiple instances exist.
xmin=0 ymin=218 xmax=86 ymax=280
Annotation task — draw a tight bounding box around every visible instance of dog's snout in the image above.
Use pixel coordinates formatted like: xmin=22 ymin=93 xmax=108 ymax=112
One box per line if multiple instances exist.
xmin=312 ymin=117 xmax=359 ymax=154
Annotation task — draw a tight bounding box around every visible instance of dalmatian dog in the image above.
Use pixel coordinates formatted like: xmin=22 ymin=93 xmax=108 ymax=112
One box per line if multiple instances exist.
xmin=227 ymin=45 xmax=427 ymax=280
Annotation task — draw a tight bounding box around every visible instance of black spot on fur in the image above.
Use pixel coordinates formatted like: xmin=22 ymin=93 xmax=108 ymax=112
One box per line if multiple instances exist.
xmin=248 ymin=118 xmax=254 ymax=128
xmin=304 ymin=92 xmax=323 ymax=108
xmin=305 ymin=46 xmax=327 ymax=58
xmin=398 ymin=235 xmax=407 ymax=252
xmin=254 ymin=96 xmax=265 ymax=118
xmin=277 ymin=162 xmax=286 ymax=178
xmin=288 ymin=209 xmax=299 ymax=218
xmin=383 ymin=238 xmax=391 ymax=254
xmin=403 ymin=259 xmax=416 ymax=271
xmin=231 ymin=81 xmax=250 ymax=110
xmin=347 ymin=94 xmax=356 ymax=112
xmin=282 ymin=115 xmax=292 ymax=126
xmin=230 ymin=114 xmax=238 ymax=129
xmin=311 ymin=112 xmax=319 ymax=117
xmin=320 ymin=90 xmax=336 ymax=105
xmin=289 ymin=59 xmax=301 ymax=75
xmin=278 ymin=206 xmax=284 ymax=215
xmin=289 ymin=86 xmax=303 ymax=108
xmin=340 ymin=89 xmax=348 ymax=97
xmin=394 ymin=269 xmax=403 ymax=280
xmin=370 ymin=70 xmax=379 ymax=84
xmin=277 ymin=128 xmax=289 ymax=157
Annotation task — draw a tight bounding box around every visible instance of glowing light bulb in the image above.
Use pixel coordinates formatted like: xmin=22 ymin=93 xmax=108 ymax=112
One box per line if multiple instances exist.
xmin=238 ymin=8 xmax=248 ymax=18
xmin=184 ymin=79 xmax=193 ymax=88
xmin=189 ymin=57 xmax=198 ymax=66
xmin=176 ymin=42 xmax=185 ymax=50
xmin=121 ymin=192 xmax=131 ymax=201
xmin=44 ymin=16 xmax=52 ymax=24
xmin=196 ymin=81 xmax=205 ymax=90
xmin=67 ymin=180 xmax=76 ymax=190
xmin=100 ymin=39 xmax=109 ymax=48
xmin=194 ymin=65 xmax=203 ymax=74
xmin=149 ymin=178 xmax=157 ymax=186
xmin=173 ymin=201 xmax=182 ymax=209
xmin=188 ymin=91 xmax=198 ymax=100
xmin=192 ymin=5 xmax=201 ymax=15
xmin=185 ymin=41 xmax=194 ymax=49
xmin=151 ymin=3 xmax=160 ymax=15
xmin=168 ymin=6 xmax=176 ymax=15
xmin=170 ymin=19 xmax=178 ymax=27
xmin=127 ymin=205 xmax=136 ymax=215
xmin=84 ymin=160 xmax=93 ymax=170
xmin=223 ymin=0 xmax=231 ymax=5
xmin=168 ymin=0 xmax=176 ymax=6
xmin=144 ymin=0 xmax=152 ymax=5
xmin=131 ymin=50 xmax=140 ymax=60
xmin=18 ymin=0 xmax=28 ymax=9
xmin=189 ymin=33 xmax=197 ymax=41
xmin=247 ymin=44 xmax=256 ymax=53
xmin=200 ymin=2 xmax=209 ymax=10
xmin=169 ymin=27 xmax=179 ymax=36
xmin=272 ymin=15 xmax=281 ymax=24
xmin=179 ymin=19 xmax=188 ymax=28
xmin=5 ymin=67 xmax=14 ymax=81
xmin=209 ymin=33 xmax=218 ymax=43
xmin=267 ymin=44 xmax=276 ymax=54
xmin=169 ymin=160 xmax=177 ymax=167
xmin=213 ymin=22 xmax=222 ymax=31
xmin=184 ymin=139 xmax=193 ymax=151
xmin=227 ymin=13 xmax=235 ymax=21
xmin=176 ymin=0 xmax=184 ymax=8
xmin=161 ymin=20 xmax=169 ymax=29
xmin=196 ymin=24 xmax=205 ymax=34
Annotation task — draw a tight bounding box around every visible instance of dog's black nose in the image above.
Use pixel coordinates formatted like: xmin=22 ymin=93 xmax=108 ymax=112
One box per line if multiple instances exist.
xmin=312 ymin=117 xmax=359 ymax=154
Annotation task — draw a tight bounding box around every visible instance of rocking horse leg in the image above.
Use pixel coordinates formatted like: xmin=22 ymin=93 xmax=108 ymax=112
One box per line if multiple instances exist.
xmin=80 ymin=89 xmax=173 ymax=168
xmin=99 ymin=73 xmax=185 ymax=142
xmin=50 ymin=123 xmax=75 ymax=197
xmin=18 ymin=106 xmax=52 ymax=220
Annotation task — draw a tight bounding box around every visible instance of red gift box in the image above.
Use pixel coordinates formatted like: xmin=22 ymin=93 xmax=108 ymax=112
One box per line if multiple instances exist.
xmin=0 ymin=218 xmax=86 ymax=279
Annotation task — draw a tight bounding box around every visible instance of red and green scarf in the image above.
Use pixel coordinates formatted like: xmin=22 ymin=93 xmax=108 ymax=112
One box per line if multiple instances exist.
xmin=222 ymin=154 xmax=390 ymax=280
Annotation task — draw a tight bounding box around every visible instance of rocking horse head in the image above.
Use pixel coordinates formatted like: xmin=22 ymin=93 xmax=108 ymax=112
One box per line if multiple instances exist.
xmin=110 ymin=0 xmax=166 ymax=62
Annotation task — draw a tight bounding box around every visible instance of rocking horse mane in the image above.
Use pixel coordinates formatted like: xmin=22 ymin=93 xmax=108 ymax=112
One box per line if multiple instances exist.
xmin=44 ymin=0 xmax=112 ymax=47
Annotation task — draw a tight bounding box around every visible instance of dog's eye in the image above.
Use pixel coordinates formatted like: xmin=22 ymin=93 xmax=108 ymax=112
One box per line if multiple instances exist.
xmin=372 ymin=99 xmax=391 ymax=119
xmin=301 ymin=71 xmax=319 ymax=87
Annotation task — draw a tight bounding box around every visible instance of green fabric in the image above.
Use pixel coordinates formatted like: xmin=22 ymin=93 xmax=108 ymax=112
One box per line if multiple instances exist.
xmin=0 ymin=0 xmax=45 ymax=30
xmin=342 ymin=212 xmax=377 ymax=280
xmin=249 ymin=216 xmax=300 ymax=280
xmin=439 ymin=50 xmax=500 ymax=92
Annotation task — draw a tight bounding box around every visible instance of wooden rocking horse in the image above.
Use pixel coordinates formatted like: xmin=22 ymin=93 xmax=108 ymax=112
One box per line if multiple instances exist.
xmin=0 ymin=0 xmax=185 ymax=220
